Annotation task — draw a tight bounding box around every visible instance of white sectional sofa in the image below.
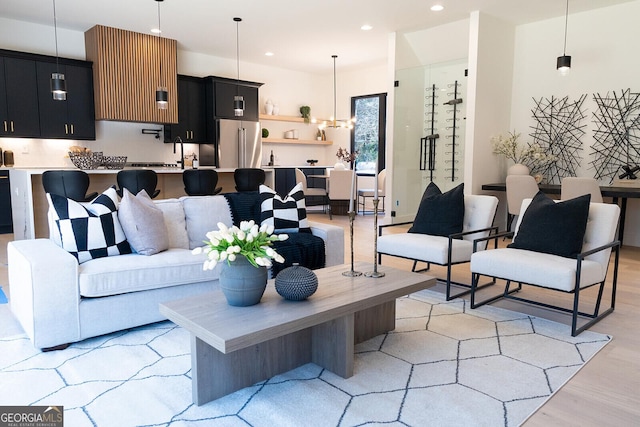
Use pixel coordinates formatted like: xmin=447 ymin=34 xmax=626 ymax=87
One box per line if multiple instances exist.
xmin=8 ymin=195 xmax=344 ymax=350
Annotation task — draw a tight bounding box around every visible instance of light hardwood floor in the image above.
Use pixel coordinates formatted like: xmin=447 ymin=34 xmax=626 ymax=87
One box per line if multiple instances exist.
xmin=1 ymin=211 xmax=638 ymax=425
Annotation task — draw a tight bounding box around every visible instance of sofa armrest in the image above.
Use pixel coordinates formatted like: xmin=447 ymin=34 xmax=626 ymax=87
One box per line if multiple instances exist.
xmin=308 ymin=221 xmax=344 ymax=267
xmin=8 ymin=239 xmax=81 ymax=349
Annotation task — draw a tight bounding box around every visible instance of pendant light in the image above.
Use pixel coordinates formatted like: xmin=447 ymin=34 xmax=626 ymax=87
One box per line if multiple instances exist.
xmin=319 ymin=55 xmax=354 ymax=130
xmin=557 ymin=0 xmax=571 ymax=76
xmin=155 ymin=0 xmax=168 ymax=109
xmin=51 ymin=0 xmax=66 ymax=101
xmin=233 ymin=17 xmax=245 ymax=117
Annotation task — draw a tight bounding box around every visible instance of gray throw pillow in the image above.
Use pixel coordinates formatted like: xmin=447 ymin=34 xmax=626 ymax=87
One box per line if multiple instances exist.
xmin=118 ymin=188 xmax=169 ymax=255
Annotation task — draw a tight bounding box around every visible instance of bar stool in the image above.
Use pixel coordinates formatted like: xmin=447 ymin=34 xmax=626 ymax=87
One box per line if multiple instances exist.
xmin=183 ymin=169 xmax=222 ymax=196
xmin=117 ymin=170 xmax=161 ymax=198
xmin=42 ymin=170 xmax=98 ymax=202
xmin=234 ymin=168 xmax=265 ymax=192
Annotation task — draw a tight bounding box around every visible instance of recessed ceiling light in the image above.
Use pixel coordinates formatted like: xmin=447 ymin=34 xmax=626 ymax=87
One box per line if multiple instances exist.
xmin=151 ymin=28 xmax=161 ymax=34
xmin=265 ymin=52 xmax=274 ymax=57
xmin=361 ymin=24 xmax=373 ymax=31
xmin=430 ymin=5 xmax=444 ymax=12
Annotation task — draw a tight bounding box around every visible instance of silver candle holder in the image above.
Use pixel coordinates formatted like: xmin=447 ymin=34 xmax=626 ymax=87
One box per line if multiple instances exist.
xmin=342 ymin=210 xmax=362 ymax=277
xmin=365 ymin=198 xmax=385 ymax=278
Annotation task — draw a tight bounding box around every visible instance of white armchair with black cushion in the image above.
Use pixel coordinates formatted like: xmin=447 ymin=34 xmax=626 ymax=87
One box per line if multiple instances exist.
xmin=470 ymin=192 xmax=620 ymax=336
xmin=377 ymin=182 xmax=499 ymax=300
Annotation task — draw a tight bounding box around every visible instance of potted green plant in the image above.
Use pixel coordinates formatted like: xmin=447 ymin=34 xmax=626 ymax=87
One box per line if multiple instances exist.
xmin=300 ymin=106 xmax=311 ymax=124
xmin=262 ymin=128 xmax=269 ymax=138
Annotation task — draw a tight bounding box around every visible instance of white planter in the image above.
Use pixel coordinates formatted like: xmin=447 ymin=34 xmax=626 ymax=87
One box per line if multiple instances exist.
xmin=334 ymin=162 xmax=346 ymax=170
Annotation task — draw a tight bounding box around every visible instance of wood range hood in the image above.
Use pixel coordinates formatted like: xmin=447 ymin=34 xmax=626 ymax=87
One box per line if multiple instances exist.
xmin=84 ymin=24 xmax=178 ymax=124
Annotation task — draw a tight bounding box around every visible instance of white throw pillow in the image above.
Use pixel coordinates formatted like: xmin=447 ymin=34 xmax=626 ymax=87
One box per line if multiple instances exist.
xmin=118 ymin=189 xmax=169 ymax=255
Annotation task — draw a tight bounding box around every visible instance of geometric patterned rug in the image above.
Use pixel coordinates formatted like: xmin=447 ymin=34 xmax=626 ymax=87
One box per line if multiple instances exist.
xmin=0 ymin=289 xmax=610 ymax=427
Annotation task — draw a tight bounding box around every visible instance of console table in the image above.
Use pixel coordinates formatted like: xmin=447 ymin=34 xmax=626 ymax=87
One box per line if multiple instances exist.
xmin=482 ymin=182 xmax=640 ymax=244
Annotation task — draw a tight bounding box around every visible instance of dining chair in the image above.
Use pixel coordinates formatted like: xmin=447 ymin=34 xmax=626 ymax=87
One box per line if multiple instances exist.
xmin=357 ymin=169 xmax=386 ymax=214
xmin=506 ymin=174 xmax=538 ymax=231
xmin=234 ymin=168 xmax=266 ymax=192
xmin=327 ymin=169 xmax=356 ymax=219
xmin=295 ymin=168 xmax=328 ymax=213
xmin=561 ymin=177 xmax=603 ymax=203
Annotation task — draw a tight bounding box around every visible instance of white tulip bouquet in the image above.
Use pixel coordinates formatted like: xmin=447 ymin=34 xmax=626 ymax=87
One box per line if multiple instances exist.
xmin=192 ymin=220 xmax=288 ymax=270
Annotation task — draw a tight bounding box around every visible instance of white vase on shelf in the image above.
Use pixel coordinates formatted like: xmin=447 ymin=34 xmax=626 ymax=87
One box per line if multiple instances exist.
xmin=264 ymin=99 xmax=274 ymax=115
xmin=507 ymin=163 xmax=530 ymax=176
xmin=272 ymin=104 xmax=280 ymax=115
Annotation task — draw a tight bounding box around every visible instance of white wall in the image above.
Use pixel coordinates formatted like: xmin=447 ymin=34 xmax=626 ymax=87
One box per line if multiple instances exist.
xmin=509 ymin=0 xmax=640 ymax=245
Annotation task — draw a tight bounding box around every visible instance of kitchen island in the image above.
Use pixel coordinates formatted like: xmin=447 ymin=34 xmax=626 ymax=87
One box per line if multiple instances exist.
xmin=8 ymin=167 xmax=274 ymax=240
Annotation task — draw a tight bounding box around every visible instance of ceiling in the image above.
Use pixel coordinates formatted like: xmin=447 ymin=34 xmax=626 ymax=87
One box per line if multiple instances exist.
xmin=1 ymin=0 xmax=633 ymax=74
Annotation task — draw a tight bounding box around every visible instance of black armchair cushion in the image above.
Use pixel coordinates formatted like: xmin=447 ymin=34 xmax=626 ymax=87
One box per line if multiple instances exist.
xmin=508 ymin=191 xmax=591 ymax=258
xmin=409 ymin=182 xmax=465 ymax=237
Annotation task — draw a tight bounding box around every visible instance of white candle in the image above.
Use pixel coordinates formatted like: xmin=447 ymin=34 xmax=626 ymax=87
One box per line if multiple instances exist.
xmin=349 ymin=167 xmax=356 ymax=212
xmin=374 ymin=168 xmax=379 ymax=201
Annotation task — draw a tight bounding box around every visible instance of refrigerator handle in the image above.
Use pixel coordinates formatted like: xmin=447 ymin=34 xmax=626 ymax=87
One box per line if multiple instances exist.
xmin=238 ymin=127 xmax=246 ymax=168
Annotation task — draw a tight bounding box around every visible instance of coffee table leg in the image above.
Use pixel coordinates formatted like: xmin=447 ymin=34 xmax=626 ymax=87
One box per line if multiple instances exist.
xmin=355 ymin=300 xmax=396 ymax=343
xmin=191 ymin=330 xmax=313 ymax=405
xmin=311 ymin=314 xmax=354 ymax=378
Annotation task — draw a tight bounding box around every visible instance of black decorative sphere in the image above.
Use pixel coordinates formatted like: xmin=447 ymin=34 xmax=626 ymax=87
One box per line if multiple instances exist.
xmin=275 ymin=264 xmax=318 ymax=301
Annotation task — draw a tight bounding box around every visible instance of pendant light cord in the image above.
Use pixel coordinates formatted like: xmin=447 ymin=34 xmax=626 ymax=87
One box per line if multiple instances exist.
xmin=52 ymin=0 xmax=60 ymax=72
xmin=235 ymin=18 xmax=241 ymax=96
xmin=157 ymin=0 xmax=163 ymax=88
xmin=333 ymin=55 xmax=337 ymax=127
xmin=563 ymin=0 xmax=569 ymax=55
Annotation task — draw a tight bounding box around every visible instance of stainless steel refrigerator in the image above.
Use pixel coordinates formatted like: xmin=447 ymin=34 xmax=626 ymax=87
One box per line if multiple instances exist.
xmin=215 ymin=118 xmax=262 ymax=168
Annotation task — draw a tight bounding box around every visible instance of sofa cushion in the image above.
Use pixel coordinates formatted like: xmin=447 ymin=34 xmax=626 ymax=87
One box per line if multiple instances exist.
xmin=47 ymin=186 xmax=131 ymax=263
xmin=508 ymin=191 xmax=591 ymax=259
xmin=409 ymin=182 xmax=464 ymax=237
xmin=118 ymin=189 xmax=169 ymax=255
xmin=181 ymin=195 xmax=234 ymax=249
xmin=78 ymin=248 xmax=220 ymax=297
xmin=153 ymin=198 xmax=189 ymax=249
xmin=259 ymin=183 xmax=310 ymax=233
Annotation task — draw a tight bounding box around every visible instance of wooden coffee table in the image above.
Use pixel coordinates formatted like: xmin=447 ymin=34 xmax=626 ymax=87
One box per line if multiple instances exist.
xmin=159 ymin=262 xmax=436 ymax=405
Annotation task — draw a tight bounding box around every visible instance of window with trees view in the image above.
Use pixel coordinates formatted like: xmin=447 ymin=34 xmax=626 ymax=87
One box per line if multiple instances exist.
xmin=351 ymin=93 xmax=387 ymax=174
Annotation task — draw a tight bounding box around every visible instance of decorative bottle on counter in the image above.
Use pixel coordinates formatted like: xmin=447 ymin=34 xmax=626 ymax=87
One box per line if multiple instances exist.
xmin=268 ymin=150 xmax=274 ymax=166
xmin=192 ymin=154 xmax=199 ymax=169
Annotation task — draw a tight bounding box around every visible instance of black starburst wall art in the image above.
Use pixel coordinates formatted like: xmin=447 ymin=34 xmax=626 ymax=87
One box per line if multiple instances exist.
xmin=530 ymin=94 xmax=588 ymax=184
xmin=589 ymin=89 xmax=640 ymax=182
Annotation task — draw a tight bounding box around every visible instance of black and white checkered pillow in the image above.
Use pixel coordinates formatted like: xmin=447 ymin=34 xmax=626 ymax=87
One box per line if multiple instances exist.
xmin=259 ymin=183 xmax=310 ymax=233
xmin=47 ymin=186 xmax=131 ymax=263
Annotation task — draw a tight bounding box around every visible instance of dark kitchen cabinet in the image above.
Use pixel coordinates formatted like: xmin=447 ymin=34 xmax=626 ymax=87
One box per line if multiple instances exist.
xmin=212 ymin=79 xmax=260 ymax=121
xmin=0 ymin=170 xmax=13 ymax=234
xmin=36 ymin=61 xmax=96 ymax=140
xmin=164 ymin=75 xmax=207 ymax=143
xmin=0 ymin=56 xmax=40 ymax=137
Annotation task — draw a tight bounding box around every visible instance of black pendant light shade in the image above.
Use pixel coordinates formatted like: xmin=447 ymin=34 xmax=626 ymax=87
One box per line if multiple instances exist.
xmin=557 ymin=0 xmax=571 ymax=76
xmin=51 ymin=0 xmax=66 ymax=101
xmin=234 ymin=95 xmax=244 ymax=117
xmin=156 ymin=87 xmax=168 ymax=109
xmin=51 ymin=72 xmax=67 ymax=101
xmin=556 ymin=55 xmax=571 ymax=75
xmin=233 ymin=17 xmax=245 ymax=117
xmin=155 ymin=0 xmax=167 ymax=109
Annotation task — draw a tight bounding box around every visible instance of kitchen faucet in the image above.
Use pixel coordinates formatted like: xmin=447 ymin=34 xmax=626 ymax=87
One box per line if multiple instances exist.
xmin=173 ymin=136 xmax=184 ymax=170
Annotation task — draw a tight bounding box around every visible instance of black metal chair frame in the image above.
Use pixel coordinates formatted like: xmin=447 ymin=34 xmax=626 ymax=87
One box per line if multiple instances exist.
xmin=470 ymin=230 xmax=621 ymax=336
xmin=377 ymin=222 xmax=499 ymax=301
